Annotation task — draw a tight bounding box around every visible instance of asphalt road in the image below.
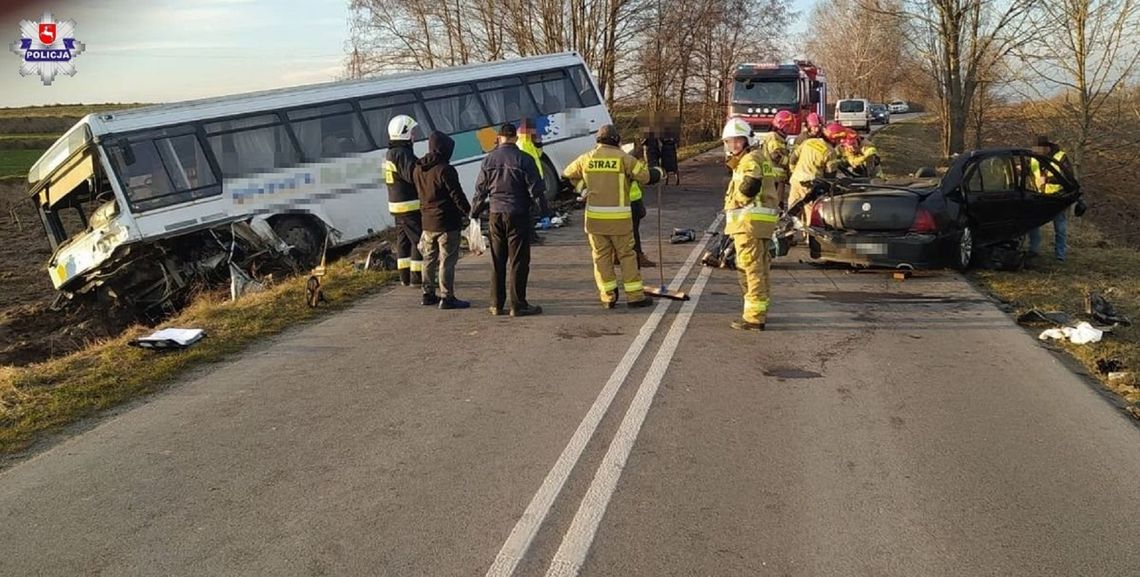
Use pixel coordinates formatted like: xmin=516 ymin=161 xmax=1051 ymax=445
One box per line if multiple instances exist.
xmin=3 ymin=145 xmax=1140 ymax=577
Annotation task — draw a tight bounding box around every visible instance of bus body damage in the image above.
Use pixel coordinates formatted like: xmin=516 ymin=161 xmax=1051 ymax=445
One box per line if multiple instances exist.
xmin=30 ymin=125 xmax=317 ymax=317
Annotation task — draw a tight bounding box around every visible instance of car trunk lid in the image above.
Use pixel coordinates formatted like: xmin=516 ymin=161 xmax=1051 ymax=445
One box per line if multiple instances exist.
xmin=819 ymin=190 xmax=923 ymax=232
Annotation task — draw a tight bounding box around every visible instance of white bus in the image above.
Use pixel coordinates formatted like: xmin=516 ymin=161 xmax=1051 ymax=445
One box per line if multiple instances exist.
xmin=27 ymin=52 xmax=610 ymax=313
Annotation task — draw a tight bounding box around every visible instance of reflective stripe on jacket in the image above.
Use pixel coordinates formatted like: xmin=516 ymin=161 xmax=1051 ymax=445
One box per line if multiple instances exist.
xmin=724 ymin=148 xmax=781 ymax=238
xmin=563 ymin=144 xmax=652 ymax=235
xmin=791 ymin=137 xmax=837 ymax=184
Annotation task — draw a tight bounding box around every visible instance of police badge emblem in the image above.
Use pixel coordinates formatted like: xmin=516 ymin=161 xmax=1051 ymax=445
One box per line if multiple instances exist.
xmin=10 ymin=12 xmax=85 ymax=86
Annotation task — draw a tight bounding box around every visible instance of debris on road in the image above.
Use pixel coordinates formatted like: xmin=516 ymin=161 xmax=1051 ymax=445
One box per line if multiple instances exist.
xmin=129 ymin=328 xmax=205 ymax=350
xmin=1017 ymin=309 xmax=1074 ymax=327
xmin=670 ymin=228 xmax=696 ymax=244
xmin=1039 ymin=322 xmax=1105 ymax=345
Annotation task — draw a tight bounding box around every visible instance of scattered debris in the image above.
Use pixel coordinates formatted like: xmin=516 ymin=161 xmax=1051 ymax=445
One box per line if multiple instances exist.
xmin=1096 ymin=358 xmax=1124 ymax=375
xmin=230 ymin=263 xmax=267 ymax=301
xmin=129 ymin=328 xmax=205 ymax=350
xmin=305 ymin=276 xmax=326 ymax=308
xmin=1107 ymin=372 xmax=1134 ymax=386
xmin=1086 ymin=291 xmax=1132 ymax=327
xmin=1039 ymin=322 xmax=1104 ymax=345
xmin=670 ymin=228 xmax=696 ymax=244
xmin=892 ymin=270 xmax=912 ymax=281
xmin=535 ymin=212 xmax=570 ymax=230
xmin=1017 ymin=309 xmax=1074 ymax=327
xmin=701 ymin=233 xmax=736 ymax=270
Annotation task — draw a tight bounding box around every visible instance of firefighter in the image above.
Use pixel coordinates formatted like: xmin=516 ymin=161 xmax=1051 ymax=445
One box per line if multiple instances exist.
xmin=721 ymin=117 xmax=781 ymax=331
xmin=386 ymin=114 xmax=424 ymax=286
xmin=839 ymin=133 xmax=882 ymax=178
xmin=788 ymin=121 xmax=844 ymax=223
xmin=790 ymin=112 xmax=824 ymax=169
xmin=563 ymin=124 xmax=663 ymax=309
xmin=764 ymin=110 xmax=797 ymax=210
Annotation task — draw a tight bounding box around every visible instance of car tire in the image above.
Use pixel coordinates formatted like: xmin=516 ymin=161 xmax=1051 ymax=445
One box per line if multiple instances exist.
xmin=952 ymin=226 xmax=974 ymax=270
xmin=273 ymin=216 xmax=324 ymax=269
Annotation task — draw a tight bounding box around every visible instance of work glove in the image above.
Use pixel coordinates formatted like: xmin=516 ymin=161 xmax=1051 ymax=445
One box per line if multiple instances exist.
xmin=1074 ymin=198 xmax=1088 ymax=217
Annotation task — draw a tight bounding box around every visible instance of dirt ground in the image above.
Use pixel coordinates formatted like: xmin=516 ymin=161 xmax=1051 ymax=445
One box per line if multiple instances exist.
xmin=0 ymin=181 xmax=134 ymax=367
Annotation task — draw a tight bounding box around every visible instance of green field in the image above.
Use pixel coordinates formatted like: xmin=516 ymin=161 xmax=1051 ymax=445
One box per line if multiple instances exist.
xmin=0 ymin=150 xmax=43 ymax=179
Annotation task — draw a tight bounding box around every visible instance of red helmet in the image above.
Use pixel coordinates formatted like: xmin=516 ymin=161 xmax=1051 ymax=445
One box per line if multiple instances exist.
xmin=771 ymin=110 xmax=797 ymax=134
xmin=805 ymin=112 xmax=822 ymax=131
xmin=824 ymin=122 xmax=848 ymax=143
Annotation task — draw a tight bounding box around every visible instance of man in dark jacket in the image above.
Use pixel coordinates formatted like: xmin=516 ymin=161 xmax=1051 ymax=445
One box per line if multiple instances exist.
xmin=385 ymin=115 xmax=424 ymax=286
xmin=414 ymin=131 xmax=473 ymax=310
xmin=470 ymin=123 xmax=549 ymax=317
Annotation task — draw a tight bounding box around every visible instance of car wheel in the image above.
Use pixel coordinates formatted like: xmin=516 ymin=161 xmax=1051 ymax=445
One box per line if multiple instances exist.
xmin=953 ymin=226 xmax=974 ymax=270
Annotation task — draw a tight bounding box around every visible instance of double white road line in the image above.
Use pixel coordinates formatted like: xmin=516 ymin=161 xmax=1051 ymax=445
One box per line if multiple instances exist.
xmin=485 ymin=215 xmax=723 ymax=577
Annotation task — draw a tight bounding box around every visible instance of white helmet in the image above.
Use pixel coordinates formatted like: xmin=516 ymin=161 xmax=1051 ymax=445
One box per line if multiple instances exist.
xmin=721 ymin=116 xmax=754 ymax=147
xmin=388 ymin=114 xmax=418 ymax=141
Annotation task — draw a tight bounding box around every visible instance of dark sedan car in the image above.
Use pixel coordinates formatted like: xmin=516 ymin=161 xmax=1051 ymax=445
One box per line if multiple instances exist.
xmin=801 ymin=148 xmax=1082 ymax=269
xmin=870 ymin=103 xmax=890 ymax=124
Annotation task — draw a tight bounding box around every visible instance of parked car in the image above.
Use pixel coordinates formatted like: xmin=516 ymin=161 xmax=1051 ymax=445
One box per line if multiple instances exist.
xmin=801 ymin=148 xmax=1081 ymax=270
xmin=836 ymin=98 xmax=872 ymax=131
xmin=888 ymin=100 xmax=909 ymax=113
xmin=870 ymin=103 xmax=890 ymax=124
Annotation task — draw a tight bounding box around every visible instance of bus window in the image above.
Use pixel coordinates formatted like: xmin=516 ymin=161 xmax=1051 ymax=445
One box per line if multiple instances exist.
xmin=526 ymin=70 xmax=581 ymax=115
xmin=477 ymin=77 xmax=538 ymax=125
xmin=107 ymin=129 xmax=221 ymax=213
xmin=359 ymin=92 xmax=431 ymax=148
xmin=565 ymin=66 xmax=601 ymax=107
xmin=108 ymin=139 xmax=174 ymax=210
xmin=286 ymin=102 xmax=372 ymax=159
xmin=421 ymin=84 xmax=488 ymax=134
xmin=204 ymin=114 xmax=301 ymax=178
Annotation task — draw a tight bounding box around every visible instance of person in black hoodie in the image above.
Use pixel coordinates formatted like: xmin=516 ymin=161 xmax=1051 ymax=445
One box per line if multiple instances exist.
xmin=414 ymin=131 xmax=472 ymax=310
xmin=385 ymin=115 xmax=424 ymax=286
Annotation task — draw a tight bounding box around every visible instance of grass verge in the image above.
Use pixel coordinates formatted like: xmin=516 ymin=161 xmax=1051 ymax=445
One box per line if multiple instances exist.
xmin=876 ymin=118 xmax=1140 ymax=418
xmin=0 ymin=264 xmax=394 ymax=454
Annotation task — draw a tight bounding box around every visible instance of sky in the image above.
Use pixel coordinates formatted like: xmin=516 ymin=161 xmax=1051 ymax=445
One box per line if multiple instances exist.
xmin=0 ymin=0 xmax=816 ymax=108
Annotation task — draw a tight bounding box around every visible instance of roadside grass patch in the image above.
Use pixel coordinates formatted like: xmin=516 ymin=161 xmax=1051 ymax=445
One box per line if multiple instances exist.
xmin=0 ymin=263 xmax=395 ymax=454
xmin=870 ymin=119 xmax=944 ymax=176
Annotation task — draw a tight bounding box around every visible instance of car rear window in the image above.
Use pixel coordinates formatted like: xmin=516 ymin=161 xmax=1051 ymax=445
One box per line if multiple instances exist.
xmin=839 ymin=101 xmax=865 ymax=113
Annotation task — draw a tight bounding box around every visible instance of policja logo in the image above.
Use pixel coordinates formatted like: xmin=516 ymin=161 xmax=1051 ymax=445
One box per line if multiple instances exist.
xmin=10 ymin=11 xmax=85 ymax=85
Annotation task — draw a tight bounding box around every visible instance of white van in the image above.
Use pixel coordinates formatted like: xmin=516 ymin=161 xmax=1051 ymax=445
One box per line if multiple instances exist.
xmin=835 ymin=98 xmax=871 ymax=131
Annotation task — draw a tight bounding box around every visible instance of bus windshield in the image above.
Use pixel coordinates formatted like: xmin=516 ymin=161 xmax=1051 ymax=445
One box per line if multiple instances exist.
xmin=733 ymin=78 xmax=797 ymax=106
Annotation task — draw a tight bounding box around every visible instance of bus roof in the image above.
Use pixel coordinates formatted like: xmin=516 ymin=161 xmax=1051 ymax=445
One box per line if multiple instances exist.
xmin=90 ymin=52 xmax=590 ymax=135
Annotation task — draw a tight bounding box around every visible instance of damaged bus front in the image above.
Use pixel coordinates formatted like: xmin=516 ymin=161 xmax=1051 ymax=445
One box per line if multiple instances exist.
xmin=28 ymin=117 xmax=307 ymax=316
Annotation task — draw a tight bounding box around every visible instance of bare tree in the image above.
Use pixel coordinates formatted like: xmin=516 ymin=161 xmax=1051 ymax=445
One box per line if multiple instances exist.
xmin=806 ymin=0 xmax=907 ymax=102
xmin=1014 ymin=0 xmax=1140 ymax=176
xmin=865 ymin=0 xmax=1036 ymax=156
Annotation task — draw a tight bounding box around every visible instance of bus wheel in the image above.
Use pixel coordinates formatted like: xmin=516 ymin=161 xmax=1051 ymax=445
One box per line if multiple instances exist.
xmin=272 ymin=216 xmax=324 ymax=269
xmin=541 ymin=155 xmax=560 ymax=202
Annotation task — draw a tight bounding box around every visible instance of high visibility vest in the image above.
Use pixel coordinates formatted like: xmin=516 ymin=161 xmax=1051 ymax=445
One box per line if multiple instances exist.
xmin=1030 ymin=150 xmax=1066 ymax=195
xmin=724 ymin=148 xmax=780 ymax=238
xmin=564 ymin=144 xmax=652 ymax=235
xmin=630 ymin=181 xmax=643 ymax=202
xmin=518 ymin=135 xmax=544 ymax=178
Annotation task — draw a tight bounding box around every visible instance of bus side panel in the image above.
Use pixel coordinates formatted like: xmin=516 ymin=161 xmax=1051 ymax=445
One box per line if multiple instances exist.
xmin=130 ymin=151 xmax=391 ymax=245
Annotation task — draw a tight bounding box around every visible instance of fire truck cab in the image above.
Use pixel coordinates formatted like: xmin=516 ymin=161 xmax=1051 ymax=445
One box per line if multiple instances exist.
xmin=726 ymin=60 xmax=827 ymax=136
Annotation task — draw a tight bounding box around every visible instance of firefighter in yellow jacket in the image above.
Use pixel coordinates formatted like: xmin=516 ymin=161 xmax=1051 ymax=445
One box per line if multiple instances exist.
xmin=789 ymin=122 xmax=845 ymax=221
xmin=722 ymin=117 xmax=781 ymax=331
xmin=564 ymin=125 xmax=663 ymax=309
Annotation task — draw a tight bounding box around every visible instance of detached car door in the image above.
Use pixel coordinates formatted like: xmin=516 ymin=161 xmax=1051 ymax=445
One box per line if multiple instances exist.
xmin=1013 ymin=152 xmax=1081 ymax=234
xmin=961 ymin=153 xmax=1022 ymax=244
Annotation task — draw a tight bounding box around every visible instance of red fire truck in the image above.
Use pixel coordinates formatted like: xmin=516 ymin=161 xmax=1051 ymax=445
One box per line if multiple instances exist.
xmin=726 ymin=60 xmax=827 ymax=135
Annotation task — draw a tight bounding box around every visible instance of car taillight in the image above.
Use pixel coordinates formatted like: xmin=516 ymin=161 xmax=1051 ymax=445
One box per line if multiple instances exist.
xmin=810 ymin=201 xmax=826 ymax=228
xmin=910 ymin=208 xmax=937 ymax=233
